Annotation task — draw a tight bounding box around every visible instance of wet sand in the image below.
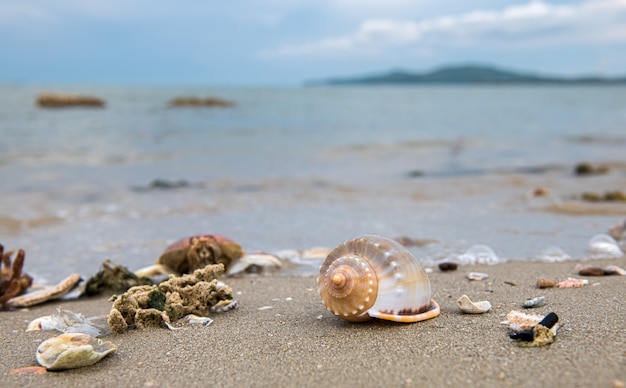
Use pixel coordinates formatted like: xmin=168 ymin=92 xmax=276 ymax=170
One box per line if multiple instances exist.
xmin=2 ymin=258 xmax=625 ymax=387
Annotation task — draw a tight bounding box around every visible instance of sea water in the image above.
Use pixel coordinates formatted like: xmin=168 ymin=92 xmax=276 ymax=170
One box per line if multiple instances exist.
xmin=1 ymin=84 xmax=625 ymax=281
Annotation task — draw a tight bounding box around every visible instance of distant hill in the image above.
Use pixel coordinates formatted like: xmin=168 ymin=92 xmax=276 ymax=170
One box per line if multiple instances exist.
xmin=309 ymin=64 xmax=626 ymax=86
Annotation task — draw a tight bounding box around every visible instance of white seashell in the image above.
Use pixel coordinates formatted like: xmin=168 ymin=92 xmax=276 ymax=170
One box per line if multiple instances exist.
xmin=504 ymin=310 xmax=544 ymax=332
xmin=36 ymin=333 xmax=116 ymax=370
xmin=317 ymin=235 xmax=440 ymax=323
xmin=227 ymin=252 xmax=282 ymax=275
xmin=523 ymin=296 xmax=546 ymax=308
xmin=587 ymin=234 xmax=623 ymax=258
xmin=604 ymin=265 xmax=626 ymax=276
xmin=467 ymin=272 xmax=489 ymax=281
xmin=456 ymin=295 xmax=491 ymax=314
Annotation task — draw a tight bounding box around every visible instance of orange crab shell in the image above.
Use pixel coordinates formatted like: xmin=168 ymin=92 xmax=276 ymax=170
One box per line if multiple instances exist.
xmin=157 ymin=234 xmax=245 ymax=275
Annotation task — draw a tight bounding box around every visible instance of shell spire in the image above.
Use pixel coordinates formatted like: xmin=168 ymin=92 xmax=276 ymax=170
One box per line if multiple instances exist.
xmin=317 ymin=235 xmax=440 ymax=323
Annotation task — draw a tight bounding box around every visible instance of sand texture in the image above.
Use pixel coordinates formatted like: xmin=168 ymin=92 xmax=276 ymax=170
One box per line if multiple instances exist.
xmin=1 ymin=259 xmax=625 ymax=387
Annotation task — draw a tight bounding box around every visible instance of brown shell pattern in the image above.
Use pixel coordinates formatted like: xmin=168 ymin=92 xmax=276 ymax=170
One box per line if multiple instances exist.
xmin=157 ymin=234 xmax=244 ymax=275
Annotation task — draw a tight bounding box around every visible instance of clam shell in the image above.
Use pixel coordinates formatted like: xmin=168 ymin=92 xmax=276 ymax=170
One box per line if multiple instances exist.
xmin=317 ymin=235 xmax=439 ymax=323
xmin=456 ymin=294 xmax=491 ymax=314
xmin=36 ymin=333 xmax=116 ymax=370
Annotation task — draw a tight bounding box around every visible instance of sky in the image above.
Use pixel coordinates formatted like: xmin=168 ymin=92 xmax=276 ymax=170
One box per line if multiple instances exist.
xmin=1 ymin=0 xmax=625 ymax=85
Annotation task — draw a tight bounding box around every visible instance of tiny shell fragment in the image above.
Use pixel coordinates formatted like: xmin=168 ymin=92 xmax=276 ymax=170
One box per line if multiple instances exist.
xmin=523 ymin=296 xmax=545 ymax=308
xmin=467 ymin=272 xmax=489 ymax=281
xmin=556 ymin=277 xmax=589 ymax=288
xmin=536 ymin=278 xmax=555 ymax=288
xmin=36 ymin=333 xmax=116 ymax=371
xmin=9 ymin=366 xmax=48 ymax=375
xmin=456 ymin=294 xmax=491 ymax=314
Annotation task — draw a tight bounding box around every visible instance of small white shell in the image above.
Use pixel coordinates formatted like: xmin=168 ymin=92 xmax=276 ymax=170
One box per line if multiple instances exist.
xmin=503 ymin=310 xmax=544 ymax=332
xmin=36 ymin=333 xmax=116 ymax=370
xmin=317 ymin=235 xmax=440 ymax=323
xmin=456 ymin=294 xmax=491 ymax=314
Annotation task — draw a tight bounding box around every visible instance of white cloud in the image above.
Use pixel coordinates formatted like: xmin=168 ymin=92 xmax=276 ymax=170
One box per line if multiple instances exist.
xmin=265 ymin=0 xmax=626 ymax=57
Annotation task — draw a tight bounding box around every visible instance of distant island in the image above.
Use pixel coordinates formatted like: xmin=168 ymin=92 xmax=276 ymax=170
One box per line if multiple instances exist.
xmin=308 ymin=64 xmax=626 ymax=86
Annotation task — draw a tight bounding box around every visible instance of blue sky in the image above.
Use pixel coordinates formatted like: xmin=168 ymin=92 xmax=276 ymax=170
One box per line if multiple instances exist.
xmin=1 ymin=0 xmax=625 ymax=85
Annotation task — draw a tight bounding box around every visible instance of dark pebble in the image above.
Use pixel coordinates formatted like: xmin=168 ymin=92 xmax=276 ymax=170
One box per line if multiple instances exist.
xmin=578 ymin=267 xmax=606 ymax=276
xmin=438 ymin=262 xmax=458 ymax=272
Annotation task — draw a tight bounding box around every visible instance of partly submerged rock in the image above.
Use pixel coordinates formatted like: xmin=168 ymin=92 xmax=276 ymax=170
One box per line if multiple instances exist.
xmin=36 ymin=333 xmax=116 ymax=370
xmin=36 ymin=94 xmax=105 ymax=108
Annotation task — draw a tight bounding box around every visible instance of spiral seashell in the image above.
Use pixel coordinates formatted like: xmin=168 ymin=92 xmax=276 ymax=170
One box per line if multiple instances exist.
xmin=317 ymin=235 xmax=440 ymax=323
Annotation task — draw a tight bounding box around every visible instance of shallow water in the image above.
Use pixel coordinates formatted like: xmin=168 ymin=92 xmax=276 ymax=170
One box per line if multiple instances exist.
xmin=1 ymin=84 xmax=625 ymax=282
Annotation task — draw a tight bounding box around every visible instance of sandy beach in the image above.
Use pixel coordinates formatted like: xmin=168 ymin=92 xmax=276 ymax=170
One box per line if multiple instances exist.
xmin=2 ymin=258 xmax=624 ymax=387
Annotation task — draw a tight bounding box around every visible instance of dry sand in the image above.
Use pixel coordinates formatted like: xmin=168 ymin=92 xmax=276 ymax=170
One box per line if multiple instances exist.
xmin=2 ymin=259 xmax=625 ymax=387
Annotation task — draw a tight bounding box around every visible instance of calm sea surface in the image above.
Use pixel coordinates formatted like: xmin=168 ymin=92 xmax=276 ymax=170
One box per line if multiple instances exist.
xmin=1 ymin=85 xmax=625 ymax=281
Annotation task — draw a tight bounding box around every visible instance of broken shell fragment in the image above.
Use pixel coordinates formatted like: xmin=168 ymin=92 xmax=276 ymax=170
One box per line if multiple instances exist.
xmin=523 ymin=296 xmax=545 ymax=308
xmin=466 ymin=272 xmax=489 ymax=281
xmin=556 ymin=277 xmax=588 ymax=288
xmin=457 ymin=294 xmax=491 ymax=314
xmin=509 ymin=312 xmax=559 ymax=347
xmin=26 ymin=308 xmax=111 ymax=337
xmin=36 ymin=333 xmax=116 ymax=371
xmin=536 ymin=278 xmax=555 ymax=288
xmin=504 ymin=310 xmax=544 ymax=332
xmin=604 ymin=265 xmax=626 ymax=276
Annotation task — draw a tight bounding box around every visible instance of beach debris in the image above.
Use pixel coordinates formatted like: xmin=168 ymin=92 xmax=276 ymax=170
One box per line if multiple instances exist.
xmin=83 ymin=259 xmax=153 ymax=296
xmin=36 ymin=93 xmax=105 ymax=108
xmin=536 ymin=278 xmax=555 ymax=288
xmin=574 ymin=162 xmax=609 ymax=176
xmin=227 ymin=252 xmax=282 ymax=276
xmin=438 ymin=262 xmax=458 ymax=272
xmin=503 ymin=310 xmax=545 ymax=332
xmin=168 ymin=96 xmax=234 ymax=108
xmin=7 ymin=273 xmax=81 ymax=308
xmin=109 ymin=263 xmax=235 ymax=334
xmin=26 ymin=307 xmax=111 ymax=337
xmin=529 ymin=187 xmax=550 ymax=197
xmin=180 ymin=314 xmax=214 ymax=326
xmin=577 ymin=266 xmax=605 ymax=276
xmin=587 ymin=234 xmax=623 ymax=259
xmin=467 ymin=272 xmax=489 ymax=281
xmin=523 ymin=296 xmax=545 ymax=308
xmin=534 ymin=246 xmax=571 ymax=262
xmin=36 ymin=333 xmax=116 ymax=371
xmin=134 ymin=234 xmax=246 ymax=278
xmin=318 ymin=235 xmax=440 ymax=323
xmin=0 ymin=244 xmax=33 ymax=307
xmin=509 ymin=312 xmax=559 ymax=347
xmin=456 ymin=294 xmax=491 ymax=314
xmin=556 ymin=277 xmax=588 ymax=288
xmin=457 ymin=244 xmax=500 ymax=265
xmin=9 ymin=366 xmax=48 ymax=375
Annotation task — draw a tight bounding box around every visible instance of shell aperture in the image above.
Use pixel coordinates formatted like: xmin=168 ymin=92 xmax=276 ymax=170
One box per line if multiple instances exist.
xmin=318 ymin=235 xmax=440 ymax=323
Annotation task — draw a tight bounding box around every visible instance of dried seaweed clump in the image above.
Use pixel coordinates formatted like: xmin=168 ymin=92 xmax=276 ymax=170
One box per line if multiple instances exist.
xmin=108 ymin=264 xmax=233 ymax=334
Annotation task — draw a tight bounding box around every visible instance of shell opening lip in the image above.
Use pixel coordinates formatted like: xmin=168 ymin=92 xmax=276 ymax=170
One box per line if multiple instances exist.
xmin=369 ymin=299 xmax=441 ymax=323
